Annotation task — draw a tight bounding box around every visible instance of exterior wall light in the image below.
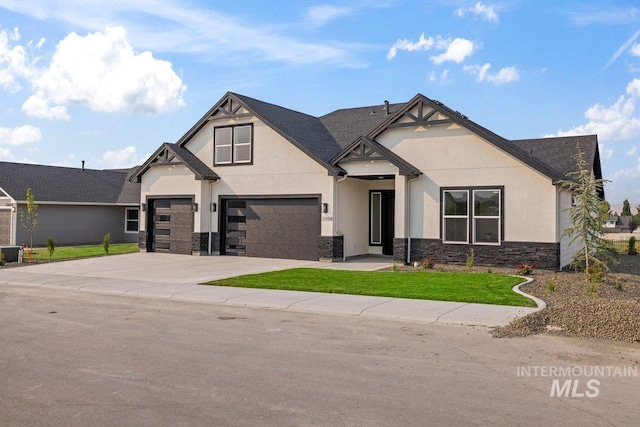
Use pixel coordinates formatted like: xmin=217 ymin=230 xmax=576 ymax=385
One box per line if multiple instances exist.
xmin=322 ymin=203 xmax=329 ymax=213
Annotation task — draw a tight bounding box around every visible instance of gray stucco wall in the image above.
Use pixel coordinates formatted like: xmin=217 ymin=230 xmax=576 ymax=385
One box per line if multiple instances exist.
xmin=15 ymin=204 xmax=138 ymax=247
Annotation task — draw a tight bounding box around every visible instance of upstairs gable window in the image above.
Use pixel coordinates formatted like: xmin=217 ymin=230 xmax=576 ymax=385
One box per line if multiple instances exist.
xmin=214 ymin=124 xmax=253 ymax=165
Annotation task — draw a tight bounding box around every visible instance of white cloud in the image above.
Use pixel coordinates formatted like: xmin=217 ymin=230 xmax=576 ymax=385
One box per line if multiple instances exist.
xmin=21 ymin=95 xmax=70 ymax=120
xmin=464 ymin=63 xmax=520 ymax=85
xmin=0 ymin=147 xmax=14 ymax=160
xmin=456 ymin=2 xmax=499 ymax=23
xmin=631 ymin=43 xmax=640 ymax=57
xmin=387 ymin=33 xmax=436 ymax=59
xmin=431 ymin=38 xmax=474 ymax=65
xmin=0 ymin=125 xmax=42 ymax=145
xmin=0 ymin=1 xmax=358 ymax=67
xmin=97 ymin=146 xmax=148 ymax=168
xmin=305 ymin=5 xmax=351 ymax=28
xmin=429 ymin=68 xmax=451 ymax=85
xmin=627 ymin=146 xmax=637 ymax=156
xmin=603 ymin=29 xmax=640 ymax=70
xmin=599 ymin=143 xmax=613 ymax=160
xmin=0 ymin=27 xmax=41 ymax=92
xmin=611 ymin=160 xmax=640 ymax=180
xmin=387 ymin=34 xmax=474 ymax=64
xmin=550 ymin=79 xmax=640 ymax=142
xmin=23 ymin=27 xmax=186 ymax=118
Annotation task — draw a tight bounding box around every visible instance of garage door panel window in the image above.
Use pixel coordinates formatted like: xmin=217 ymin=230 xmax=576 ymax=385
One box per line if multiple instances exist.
xmin=215 ymin=124 xmax=252 ymax=165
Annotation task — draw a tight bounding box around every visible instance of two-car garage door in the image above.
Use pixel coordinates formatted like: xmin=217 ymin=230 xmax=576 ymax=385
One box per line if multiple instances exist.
xmin=222 ymin=198 xmax=320 ymax=261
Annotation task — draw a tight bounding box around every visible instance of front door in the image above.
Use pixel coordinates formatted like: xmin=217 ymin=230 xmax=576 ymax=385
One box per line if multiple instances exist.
xmin=370 ymin=190 xmax=395 ymax=256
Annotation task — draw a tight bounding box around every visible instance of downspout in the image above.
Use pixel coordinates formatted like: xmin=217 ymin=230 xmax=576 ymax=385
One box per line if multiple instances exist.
xmin=208 ymin=179 xmax=220 ymax=255
xmin=406 ymin=175 xmax=421 ymax=265
xmin=334 ymin=174 xmax=348 ymax=261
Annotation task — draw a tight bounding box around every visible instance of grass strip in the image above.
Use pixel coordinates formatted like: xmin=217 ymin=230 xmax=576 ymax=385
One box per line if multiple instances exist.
xmin=205 ymin=268 xmax=533 ymax=307
xmin=28 ymin=243 xmax=140 ymax=261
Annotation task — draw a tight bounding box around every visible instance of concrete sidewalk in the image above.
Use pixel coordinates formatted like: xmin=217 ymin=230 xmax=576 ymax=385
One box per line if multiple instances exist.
xmin=0 ymin=253 xmax=543 ymax=327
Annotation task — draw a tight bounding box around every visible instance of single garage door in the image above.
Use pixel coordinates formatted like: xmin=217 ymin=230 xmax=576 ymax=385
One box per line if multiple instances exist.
xmin=150 ymin=198 xmax=193 ymax=255
xmin=222 ymin=198 xmax=319 ymax=261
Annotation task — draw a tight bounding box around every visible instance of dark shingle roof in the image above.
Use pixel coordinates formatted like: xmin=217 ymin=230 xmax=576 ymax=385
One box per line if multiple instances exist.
xmin=319 ymin=102 xmax=406 ymax=149
xmin=231 ymin=93 xmax=344 ymax=171
xmin=0 ymin=161 xmax=140 ymax=204
xmin=512 ymin=135 xmax=601 ymax=180
xmin=168 ymin=91 xmax=602 ymax=185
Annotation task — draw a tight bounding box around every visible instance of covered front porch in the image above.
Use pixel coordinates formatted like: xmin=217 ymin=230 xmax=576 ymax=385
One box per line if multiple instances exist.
xmin=332 ymin=137 xmax=421 ymax=262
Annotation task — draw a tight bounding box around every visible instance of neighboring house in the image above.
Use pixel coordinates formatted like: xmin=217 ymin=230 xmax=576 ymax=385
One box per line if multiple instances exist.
xmin=0 ymin=162 xmax=140 ymax=247
xmin=130 ymin=92 xmax=604 ymax=270
xmin=604 ymin=215 xmax=636 ymax=233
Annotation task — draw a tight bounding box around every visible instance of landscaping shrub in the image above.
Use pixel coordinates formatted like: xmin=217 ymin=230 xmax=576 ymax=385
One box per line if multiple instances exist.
xmin=466 ymin=248 xmax=475 ymax=269
xmin=628 ymin=236 xmax=638 ymax=256
xmin=420 ymin=257 xmax=435 ymax=269
xmin=103 ymin=233 xmax=111 ymax=254
xmin=516 ymin=263 xmax=536 ymax=275
xmin=46 ymin=237 xmax=55 ymax=260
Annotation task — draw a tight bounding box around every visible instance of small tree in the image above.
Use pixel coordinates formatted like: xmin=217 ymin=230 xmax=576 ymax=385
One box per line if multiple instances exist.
xmin=103 ymin=232 xmax=111 ymax=254
xmin=622 ymin=198 xmax=632 ymax=216
xmin=19 ymin=188 xmax=39 ymax=250
xmin=46 ymin=237 xmax=55 ymax=260
xmin=559 ymin=144 xmax=618 ymax=286
xmin=629 ymin=236 xmax=638 ymax=256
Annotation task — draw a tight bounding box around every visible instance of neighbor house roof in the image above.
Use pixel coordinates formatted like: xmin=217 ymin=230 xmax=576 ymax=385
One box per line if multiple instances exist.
xmin=0 ymin=161 xmax=140 ymax=204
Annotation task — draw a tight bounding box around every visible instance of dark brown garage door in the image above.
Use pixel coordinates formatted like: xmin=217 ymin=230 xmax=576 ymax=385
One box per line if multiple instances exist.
xmin=222 ymin=198 xmax=319 ymax=261
xmin=150 ymin=198 xmax=193 ymax=255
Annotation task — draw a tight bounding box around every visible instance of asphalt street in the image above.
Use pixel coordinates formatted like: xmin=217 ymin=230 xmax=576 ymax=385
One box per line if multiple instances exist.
xmin=1 ymin=285 xmax=639 ymax=426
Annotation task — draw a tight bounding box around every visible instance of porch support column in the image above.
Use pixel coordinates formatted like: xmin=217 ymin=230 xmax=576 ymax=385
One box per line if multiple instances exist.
xmin=393 ymin=175 xmax=408 ymax=264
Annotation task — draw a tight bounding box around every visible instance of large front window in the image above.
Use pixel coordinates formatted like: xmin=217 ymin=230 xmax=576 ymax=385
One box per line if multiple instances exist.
xmin=442 ymin=188 xmax=501 ymax=245
xmin=214 ymin=124 xmax=253 ymax=165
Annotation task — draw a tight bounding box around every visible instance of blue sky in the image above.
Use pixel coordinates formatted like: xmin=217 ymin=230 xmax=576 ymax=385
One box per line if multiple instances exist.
xmin=0 ymin=0 xmax=639 ymax=206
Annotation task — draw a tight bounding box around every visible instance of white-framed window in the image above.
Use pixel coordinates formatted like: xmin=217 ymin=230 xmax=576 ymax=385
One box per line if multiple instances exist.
xmin=443 ymin=190 xmax=469 ymax=243
xmin=214 ymin=124 xmax=252 ymax=165
xmin=473 ymin=189 xmax=500 ymax=245
xmin=125 ymin=208 xmax=139 ymax=233
xmin=442 ymin=188 xmax=502 ymax=245
xmin=370 ymin=192 xmax=382 ymax=245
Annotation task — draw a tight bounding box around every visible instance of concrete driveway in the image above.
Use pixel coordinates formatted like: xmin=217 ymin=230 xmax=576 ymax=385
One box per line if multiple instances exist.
xmin=0 ymin=252 xmax=541 ymax=327
xmin=8 ymin=252 xmax=367 ymax=284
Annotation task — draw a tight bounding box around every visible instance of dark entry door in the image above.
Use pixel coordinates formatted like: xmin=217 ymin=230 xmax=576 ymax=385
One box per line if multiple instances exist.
xmin=149 ymin=198 xmax=193 ymax=255
xmin=381 ymin=191 xmax=395 ymax=256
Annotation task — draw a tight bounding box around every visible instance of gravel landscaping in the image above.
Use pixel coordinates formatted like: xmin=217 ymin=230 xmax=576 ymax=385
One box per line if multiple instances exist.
xmin=491 ymin=255 xmax=640 ymax=343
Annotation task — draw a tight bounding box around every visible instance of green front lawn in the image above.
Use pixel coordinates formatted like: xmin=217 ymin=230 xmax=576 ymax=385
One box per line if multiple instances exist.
xmin=205 ymin=268 xmax=534 ymax=307
xmin=27 ymin=243 xmax=140 ymax=261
